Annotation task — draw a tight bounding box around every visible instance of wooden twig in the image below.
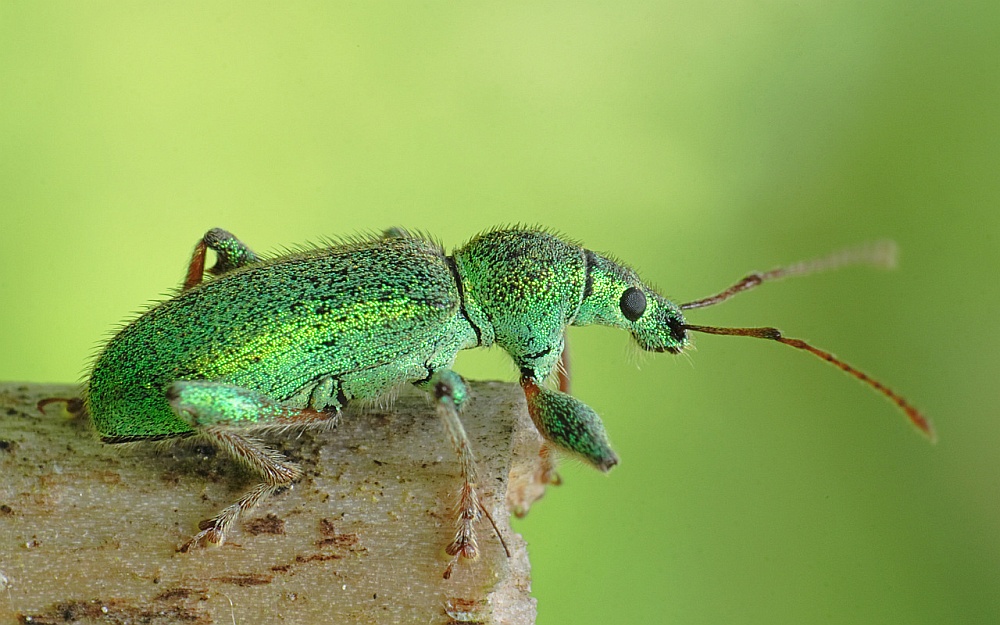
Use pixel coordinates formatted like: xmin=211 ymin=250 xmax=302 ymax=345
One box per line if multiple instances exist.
xmin=0 ymin=381 xmax=545 ymax=624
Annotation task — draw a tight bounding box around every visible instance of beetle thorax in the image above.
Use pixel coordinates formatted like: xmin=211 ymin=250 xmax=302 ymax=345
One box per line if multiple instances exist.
xmin=452 ymin=229 xmax=587 ymax=379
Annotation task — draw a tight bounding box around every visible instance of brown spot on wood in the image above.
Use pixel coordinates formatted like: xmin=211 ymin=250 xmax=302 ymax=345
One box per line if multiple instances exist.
xmin=19 ymin=596 xmax=210 ymax=624
xmin=153 ymin=587 xmax=202 ymax=601
xmin=212 ymin=573 xmax=273 ymax=587
xmin=317 ymin=532 xmax=360 ymax=549
xmin=244 ymin=512 xmax=285 ymax=535
xmin=295 ymin=553 xmax=343 ymax=563
xmin=318 ymin=517 xmax=337 ymax=536
xmin=160 ymin=471 xmax=181 ymax=486
xmin=315 ymin=517 xmax=362 ymax=549
xmin=445 ymin=596 xmax=490 ymax=623
xmin=94 ymin=470 xmax=123 ymax=485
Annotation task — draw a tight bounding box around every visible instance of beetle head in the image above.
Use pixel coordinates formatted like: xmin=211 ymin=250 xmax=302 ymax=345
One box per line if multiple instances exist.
xmin=574 ymin=252 xmax=689 ymax=354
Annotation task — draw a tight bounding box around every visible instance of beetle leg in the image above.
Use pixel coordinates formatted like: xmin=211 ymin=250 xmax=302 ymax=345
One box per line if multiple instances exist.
xmin=417 ymin=369 xmax=486 ymax=571
xmin=557 ymin=332 xmax=572 ymax=393
xmin=537 ymin=441 xmax=562 ymax=486
xmin=179 ymin=428 xmax=302 ymax=552
xmin=520 ymin=375 xmax=619 ymax=473
xmin=167 ymin=381 xmax=333 ymax=550
xmin=381 ymin=226 xmax=410 ymax=239
xmin=183 ymin=228 xmax=260 ymax=290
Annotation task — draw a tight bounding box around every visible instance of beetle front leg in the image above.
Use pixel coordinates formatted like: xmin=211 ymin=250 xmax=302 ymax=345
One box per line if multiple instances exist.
xmin=166 ymin=381 xmax=333 ymax=550
xmin=183 ymin=228 xmax=261 ymax=290
xmin=520 ymin=375 xmax=619 ymax=473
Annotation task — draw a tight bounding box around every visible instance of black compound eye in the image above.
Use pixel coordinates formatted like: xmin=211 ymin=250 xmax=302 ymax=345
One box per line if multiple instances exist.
xmin=619 ymin=286 xmax=647 ymax=322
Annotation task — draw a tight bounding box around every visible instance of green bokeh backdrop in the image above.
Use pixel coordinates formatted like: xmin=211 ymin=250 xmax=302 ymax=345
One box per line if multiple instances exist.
xmin=2 ymin=2 xmax=998 ymax=623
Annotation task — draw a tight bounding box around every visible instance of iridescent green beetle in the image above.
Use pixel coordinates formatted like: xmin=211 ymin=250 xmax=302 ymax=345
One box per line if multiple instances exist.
xmin=81 ymin=227 xmax=933 ymax=568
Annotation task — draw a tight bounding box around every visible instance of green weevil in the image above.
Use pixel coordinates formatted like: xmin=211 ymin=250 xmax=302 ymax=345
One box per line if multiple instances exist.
xmin=77 ymin=227 xmax=933 ymax=570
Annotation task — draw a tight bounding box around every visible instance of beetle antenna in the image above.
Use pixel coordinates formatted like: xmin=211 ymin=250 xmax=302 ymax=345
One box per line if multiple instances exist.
xmin=680 ymin=240 xmax=897 ymax=310
xmin=683 ymin=324 xmax=935 ymax=443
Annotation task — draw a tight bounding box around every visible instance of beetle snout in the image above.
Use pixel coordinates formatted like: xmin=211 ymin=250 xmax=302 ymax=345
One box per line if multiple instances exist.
xmin=632 ymin=299 xmax=689 ymax=354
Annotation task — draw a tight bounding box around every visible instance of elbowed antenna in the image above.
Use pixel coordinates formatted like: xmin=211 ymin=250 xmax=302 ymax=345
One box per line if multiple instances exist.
xmin=679 ymin=241 xmax=934 ymax=443
xmin=679 ymin=240 xmax=897 ymax=310
xmin=682 ymin=324 xmax=935 ymax=442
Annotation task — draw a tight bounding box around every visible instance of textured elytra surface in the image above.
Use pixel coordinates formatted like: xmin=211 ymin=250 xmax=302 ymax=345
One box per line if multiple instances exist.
xmin=0 ymin=381 xmax=542 ymax=624
xmin=88 ymin=235 xmax=476 ymax=440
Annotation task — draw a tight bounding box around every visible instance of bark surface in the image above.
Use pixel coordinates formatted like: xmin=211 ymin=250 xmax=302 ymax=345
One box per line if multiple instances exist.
xmin=0 ymin=381 xmax=546 ymax=624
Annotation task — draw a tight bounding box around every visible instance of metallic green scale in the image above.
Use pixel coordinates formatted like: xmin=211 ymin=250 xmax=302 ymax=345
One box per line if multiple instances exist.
xmin=88 ymin=235 xmax=478 ymax=441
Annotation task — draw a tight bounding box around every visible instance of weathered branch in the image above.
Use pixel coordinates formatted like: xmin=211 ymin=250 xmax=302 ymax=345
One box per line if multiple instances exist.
xmin=0 ymin=381 xmax=545 ymax=624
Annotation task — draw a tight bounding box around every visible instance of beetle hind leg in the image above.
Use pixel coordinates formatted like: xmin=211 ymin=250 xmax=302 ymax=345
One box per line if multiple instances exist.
xmin=183 ymin=228 xmax=260 ymax=290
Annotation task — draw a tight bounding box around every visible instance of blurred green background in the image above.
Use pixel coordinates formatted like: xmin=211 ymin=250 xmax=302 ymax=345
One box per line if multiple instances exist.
xmin=2 ymin=2 xmax=998 ymax=623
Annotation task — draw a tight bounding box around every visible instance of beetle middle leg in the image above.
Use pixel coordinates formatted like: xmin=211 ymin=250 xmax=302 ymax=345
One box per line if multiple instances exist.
xmin=416 ymin=369 xmax=496 ymax=573
xmin=166 ymin=380 xmax=333 ymax=550
xmin=179 ymin=428 xmax=302 ymax=551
